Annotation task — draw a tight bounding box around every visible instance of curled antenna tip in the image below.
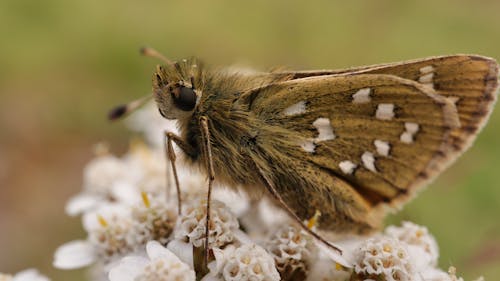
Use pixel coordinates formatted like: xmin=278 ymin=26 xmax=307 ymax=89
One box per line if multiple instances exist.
xmin=139 ymin=46 xmax=149 ymax=56
xmin=108 ymin=104 xmax=128 ymax=121
xmin=107 ymin=94 xmax=153 ymax=121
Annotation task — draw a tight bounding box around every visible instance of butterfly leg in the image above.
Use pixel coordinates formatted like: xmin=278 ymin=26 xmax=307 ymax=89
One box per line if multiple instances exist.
xmin=164 ymin=131 xmax=196 ymax=215
xmin=199 ymin=116 xmax=215 ymax=266
xmin=253 ymin=163 xmax=343 ymax=254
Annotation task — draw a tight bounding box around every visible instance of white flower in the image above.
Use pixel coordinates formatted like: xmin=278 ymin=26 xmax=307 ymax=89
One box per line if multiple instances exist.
xmin=0 ymin=269 xmax=50 ymax=281
xmin=305 ymin=259 xmax=351 ymax=281
xmin=129 ymin=192 xmax=177 ymax=248
xmin=204 ymin=244 xmax=280 ymax=281
xmin=65 ymin=152 xmax=141 ymax=216
xmin=123 ymin=141 xmax=168 ymax=195
xmin=53 ymin=240 xmax=96 ymax=269
xmin=55 ymin=203 xmax=135 ymax=269
xmin=56 ymin=192 xmax=180 ymax=270
xmin=108 ymin=240 xmax=195 ymax=281
xmin=266 ymin=225 xmax=317 ymax=279
xmin=386 ymin=221 xmax=439 ymax=266
xmin=212 ymin=188 xmax=250 ymax=217
xmin=174 ymin=199 xmax=239 ymax=248
xmin=353 ymin=237 xmax=414 ymax=281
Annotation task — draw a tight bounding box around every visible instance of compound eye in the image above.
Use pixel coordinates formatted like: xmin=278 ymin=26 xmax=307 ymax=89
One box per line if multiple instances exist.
xmin=171 ymin=86 xmax=197 ymax=111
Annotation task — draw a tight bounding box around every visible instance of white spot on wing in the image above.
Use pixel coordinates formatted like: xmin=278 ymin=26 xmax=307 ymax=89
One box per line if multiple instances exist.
xmin=418 ymin=65 xmax=435 ymax=89
xmin=361 ymin=151 xmax=377 ymax=172
xmin=374 ymin=140 xmax=390 ymax=157
xmin=339 ymin=160 xmax=357 ymax=175
xmin=419 ymin=73 xmax=434 ymax=84
xmin=300 ymin=140 xmax=316 ymax=153
xmin=352 ymin=88 xmax=371 ymax=104
xmin=419 ymin=65 xmax=434 ymax=74
xmin=283 ymin=101 xmax=307 ymax=116
xmin=400 ymin=122 xmax=420 ymax=144
xmin=313 ymin=118 xmax=336 ymax=141
xmin=375 ymin=104 xmax=395 ymax=120
xmin=400 ymin=132 xmax=413 ymax=143
xmin=298 ymin=117 xmax=337 ymax=152
xmin=405 ymin=122 xmax=419 ymax=133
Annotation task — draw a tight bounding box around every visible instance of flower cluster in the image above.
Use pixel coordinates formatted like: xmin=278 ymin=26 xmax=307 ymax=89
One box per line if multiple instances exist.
xmin=47 ymin=102 xmax=483 ymax=281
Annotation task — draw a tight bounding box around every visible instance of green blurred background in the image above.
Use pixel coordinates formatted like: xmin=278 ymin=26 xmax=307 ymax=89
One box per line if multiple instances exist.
xmin=1 ymin=0 xmax=499 ymax=280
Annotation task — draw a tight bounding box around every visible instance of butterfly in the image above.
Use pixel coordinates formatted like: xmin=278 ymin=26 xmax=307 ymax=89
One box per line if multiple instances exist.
xmin=110 ymin=48 xmax=498 ymax=255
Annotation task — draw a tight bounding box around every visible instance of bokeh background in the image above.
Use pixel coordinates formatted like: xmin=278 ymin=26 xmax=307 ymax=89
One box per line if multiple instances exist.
xmin=1 ymin=0 xmax=500 ymax=280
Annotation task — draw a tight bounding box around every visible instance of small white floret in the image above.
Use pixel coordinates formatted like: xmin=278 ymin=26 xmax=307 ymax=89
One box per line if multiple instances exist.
xmin=375 ymin=104 xmax=395 ymax=120
xmin=313 ymin=118 xmax=336 ymax=141
xmin=266 ymin=225 xmax=317 ymax=276
xmin=174 ymin=199 xmax=239 ymax=248
xmin=352 ymin=88 xmax=371 ymax=104
xmin=374 ymin=140 xmax=390 ymax=157
xmin=353 ymin=237 xmax=414 ymax=280
xmin=361 ymin=151 xmax=377 ymax=172
xmin=216 ymin=244 xmax=280 ymax=281
xmin=283 ymin=101 xmax=307 ymax=116
xmin=339 ymin=160 xmax=357 ymax=175
xmin=385 ymin=221 xmax=439 ymax=266
xmin=108 ymin=241 xmax=195 ymax=281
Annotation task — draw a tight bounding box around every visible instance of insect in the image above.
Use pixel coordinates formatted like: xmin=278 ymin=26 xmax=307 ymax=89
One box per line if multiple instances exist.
xmin=110 ymin=48 xmax=498 ymax=258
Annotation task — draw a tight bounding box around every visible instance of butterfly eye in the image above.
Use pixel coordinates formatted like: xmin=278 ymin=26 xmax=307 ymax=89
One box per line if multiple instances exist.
xmin=171 ymin=86 xmax=197 ymax=111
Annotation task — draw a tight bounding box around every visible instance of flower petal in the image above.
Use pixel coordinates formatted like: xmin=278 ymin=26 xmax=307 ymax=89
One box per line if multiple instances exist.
xmin=316 ymin=239 xmax=353 ymax=268
xmin=53 ymin=240 xmax=95 ymax=269
xmin=407 ymin=244 xmax=433 ymax=273
xmin=111 ymin=181 xmax=141 ymax=205
xmin=82 ymin=203 xmax=130 ymax=231
xmin=232 ymin=229 xmax=252 ymax=245
xmin=65 ymin=193 xmax=101 ymax=216
xmin=167 ymin=240 xmax=194 ymax=269
xmin=146 ymin=240 xmax=177 ymax=261
xmin=108 ymin=256 xmax=149 ymax=281
xmin=14 ymin=269 xmax=50 ymax=281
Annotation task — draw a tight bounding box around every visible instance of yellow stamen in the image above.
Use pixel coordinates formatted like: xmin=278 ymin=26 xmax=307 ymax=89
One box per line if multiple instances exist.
xmin=335 ymin=262 xmax=343 ymax=271
xmin=97 ymin=214 xmax=108 ymax=227
xmin=141 ymin=191 xmax=151 ymax=208
xmin=307 ymin=210 xmax=321 ymax=229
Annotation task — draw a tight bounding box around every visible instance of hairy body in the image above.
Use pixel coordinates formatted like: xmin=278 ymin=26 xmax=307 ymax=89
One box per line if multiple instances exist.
xmin=153 ymin=55 xmax=498 ymax=234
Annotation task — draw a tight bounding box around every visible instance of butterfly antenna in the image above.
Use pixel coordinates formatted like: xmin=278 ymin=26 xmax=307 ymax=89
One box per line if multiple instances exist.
xmin=108 ymin=93 xmax=152 ymax=121
xmin=140 ymin=46 xmax=174 ymax=65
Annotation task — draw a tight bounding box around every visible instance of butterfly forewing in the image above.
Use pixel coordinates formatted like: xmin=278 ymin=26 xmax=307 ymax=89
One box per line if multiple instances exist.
xmin=249 ymin=73 xmax=460 ymax=211
xmin=281 ymin=55 xmax=498 ymax=152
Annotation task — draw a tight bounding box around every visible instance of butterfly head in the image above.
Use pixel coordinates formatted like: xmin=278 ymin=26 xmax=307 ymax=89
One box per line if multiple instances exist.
xmin=153 ymin=60 xmax=201 ymax=120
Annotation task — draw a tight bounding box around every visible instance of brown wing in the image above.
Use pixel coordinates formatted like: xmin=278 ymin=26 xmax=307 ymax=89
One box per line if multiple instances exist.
xmin=243 ymin=73 xmax=462 ymax=233
xmin=279 ymin=55 xmax=499 ymax=155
